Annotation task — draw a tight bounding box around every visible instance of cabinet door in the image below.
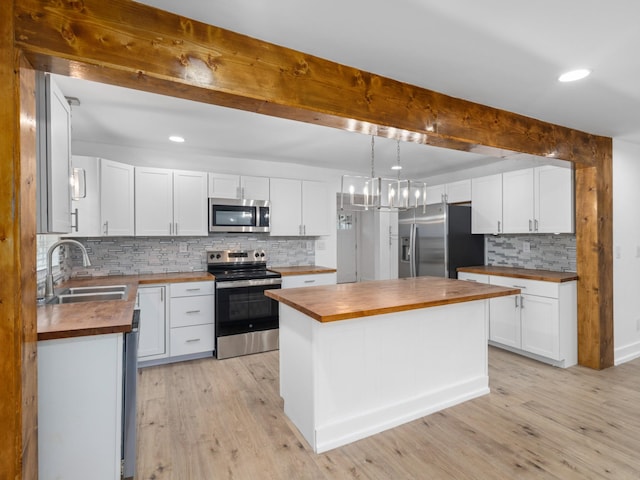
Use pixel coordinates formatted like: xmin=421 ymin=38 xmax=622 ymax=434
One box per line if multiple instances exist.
xmin=208 ymin=173 xmax=240 ymax=198
xmin=241 ymin=176 xmax=270 ymax=200
xmin=488 ymin=295 xmax=521 ymax=348
xmin=426 ymin=184 xmax=445 ymax=205
xmin=520 ymin=294 xmax=560 ymax=360
xmin=138 ymin=286 xmax=167 ymax=359
xmin=445 ymin=179 xmax=471 ymax=204
xmin=69 ymin=156 xmax=101 ymax=236
xmin=302 ymin=180 xmax=330 ymax=236
xmin=135 ymin=166 xmax=173 ymax=236
xmin=38 ymin=74 xmax=72 ymax=234
xmin=502 ymin=169 xmax=534 ymax=233
xmin=173 ymin=170 xmax=208 ymax=236
xmin=100 ymin=159 xmax=134 ymax=236
xmin=535 ymin=165 xmax=574 ymax=233
xmin=270 ymin=178 xmax=302 ymax=236
xmin=471 ymin=174 xmax=502 ymax=234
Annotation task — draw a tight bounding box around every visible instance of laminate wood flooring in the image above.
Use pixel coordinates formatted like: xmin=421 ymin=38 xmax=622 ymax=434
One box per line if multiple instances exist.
xmin=136 ymin=347 xmax=640 ymax=479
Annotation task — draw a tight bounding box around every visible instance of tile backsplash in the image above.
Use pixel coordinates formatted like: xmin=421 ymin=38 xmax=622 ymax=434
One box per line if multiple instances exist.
xmin=486 ymin=234 xmax=576 ymax=272
xmin=66 ymin=235 xmax=315 ymax=278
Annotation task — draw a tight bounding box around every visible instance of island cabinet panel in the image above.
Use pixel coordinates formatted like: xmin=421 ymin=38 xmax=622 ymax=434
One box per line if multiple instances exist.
xmin=279 ymin=300 xmax=490 ymax=453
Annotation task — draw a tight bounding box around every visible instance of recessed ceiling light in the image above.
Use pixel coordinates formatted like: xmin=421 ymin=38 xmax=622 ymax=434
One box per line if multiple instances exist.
xmin=558 ymin=69 xmax=591 ymax=83
xmin=391 ymin=165 xmax=402 ymax=170
xmin=169 ymin=135 xmax=185 ymax=143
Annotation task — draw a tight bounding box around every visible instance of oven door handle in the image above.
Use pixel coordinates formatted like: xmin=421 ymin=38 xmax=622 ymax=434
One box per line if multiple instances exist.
xmin=216 ymin=278 xmax=282 ymax=289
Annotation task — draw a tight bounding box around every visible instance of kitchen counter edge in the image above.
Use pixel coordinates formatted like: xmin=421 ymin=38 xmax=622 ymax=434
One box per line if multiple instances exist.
xmin=37 ymin=272 xmax=214 ymax=341
xmin=268 ymin=265 xmax=337 ymax=276
xmin=457 ymin=266 xmax=578 ymax=283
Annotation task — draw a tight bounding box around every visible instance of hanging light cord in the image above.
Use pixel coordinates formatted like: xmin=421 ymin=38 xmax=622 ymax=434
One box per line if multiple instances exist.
xmin=396 ymin=140 xmax=401 ymax=180
xmin=370 ymin=135 xmax=376 ymax=178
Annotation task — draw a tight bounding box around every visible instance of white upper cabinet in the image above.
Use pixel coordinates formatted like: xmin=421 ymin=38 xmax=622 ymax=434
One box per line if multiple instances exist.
xmin=135 ymin=167 xmax=174 ymax=236
xmin=68 ymin=155 xmax=102 ymax=237
xmin=425 ymin=184 xmax=446 ymax=205
xmin=502 ymin=169 xmax=535 ymax=233
xmin=37 ymin=73 xmax=72 ymax=234
xmin=136 ymin=167 xmax=207 ymax=236
xmin=270 ymin=178 xmax=330 ymax=236
xmin=471 ymin=174 xmax=503 ymax=234
xmin=445 ymin=179 xmax=472 ymax=204
xmin=425 ymin=180 xmax=471 ymax=205
xmin=241 ymin=175 xmax=270 ymax=200
xmin=301 ymin=180 xmax=330 ymax=236
xmin=100 ymin=159 xmax=135 ymax=236
xmin=535 ymin=165 xmax=574 ymax=233
xmin=208 ymin=173 xmax=269 ymax=200
xmin=501 ymin=166 xmax=574 ymax=234
xmin=173 ymin=170 xmax=208 ymax=236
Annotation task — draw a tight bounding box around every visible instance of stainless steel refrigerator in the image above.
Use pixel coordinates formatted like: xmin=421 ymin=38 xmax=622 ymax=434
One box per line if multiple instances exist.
xmin=398 ymin=203 xmax=484 ymax=279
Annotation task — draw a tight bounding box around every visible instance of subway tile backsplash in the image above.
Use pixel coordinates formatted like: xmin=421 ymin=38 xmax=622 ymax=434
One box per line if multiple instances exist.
xmin=486 ymin=234 xmax=576 ymax=272
xmin=67 ymin=235 xmax=315 ymax=278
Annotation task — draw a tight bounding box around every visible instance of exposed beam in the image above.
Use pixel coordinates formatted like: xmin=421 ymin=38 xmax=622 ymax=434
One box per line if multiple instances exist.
xmin=10 ymin=0 xmax=610 ymax=394
xmin=15 ymin=0 xmax=606 ymax=164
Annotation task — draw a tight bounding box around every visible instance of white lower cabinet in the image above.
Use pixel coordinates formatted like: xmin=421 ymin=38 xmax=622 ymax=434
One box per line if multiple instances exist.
xmin=138 ymin=281 xmax=215 ymax=365
xmin=169 ymin=281 xmax=215 ymax=357
xmin=281 ymin=272 xmax=337 ymax=288
xmin=488 ymin=275 xmax=577 ymax=367
xmin=137 ymin=285 xmax=168 ymax=360
xmin=38 ymin=333 xmax=123 ymax=480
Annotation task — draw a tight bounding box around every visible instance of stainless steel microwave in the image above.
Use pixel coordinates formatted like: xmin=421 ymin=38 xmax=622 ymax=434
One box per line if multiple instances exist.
xmin=209 ymin=198 xmax=270 ymax=233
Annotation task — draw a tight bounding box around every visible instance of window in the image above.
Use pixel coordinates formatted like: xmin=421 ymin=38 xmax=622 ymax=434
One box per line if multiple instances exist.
xmin=36 ymin=235 xmax=60 ymax=271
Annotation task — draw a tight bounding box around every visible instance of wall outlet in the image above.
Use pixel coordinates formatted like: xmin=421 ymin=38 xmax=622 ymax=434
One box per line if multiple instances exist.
xmin=637 ymin=318 xmax=640 ymax=332
xmin=615 ymin=246 xmax=621 ymax=259
xmin=306 ymin=241 xmax=313 ymax=250
xmin=522 ymin=241 xmax=530 ymax=253
xmin=179 ymin=242 xmax=187 ymax=253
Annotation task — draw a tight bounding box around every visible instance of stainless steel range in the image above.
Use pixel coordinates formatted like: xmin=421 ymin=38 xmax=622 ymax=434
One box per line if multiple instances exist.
xmin=207 ymin=249 xmax=282 ymax=359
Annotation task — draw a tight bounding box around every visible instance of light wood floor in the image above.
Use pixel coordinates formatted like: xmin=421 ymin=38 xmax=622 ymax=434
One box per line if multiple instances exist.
xmin=137 ymin=347 xmax=640 ymax=479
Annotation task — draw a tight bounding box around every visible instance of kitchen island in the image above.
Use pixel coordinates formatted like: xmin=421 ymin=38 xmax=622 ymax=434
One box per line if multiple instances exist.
xmin=266 ymin=276 xmax=519 ymax=453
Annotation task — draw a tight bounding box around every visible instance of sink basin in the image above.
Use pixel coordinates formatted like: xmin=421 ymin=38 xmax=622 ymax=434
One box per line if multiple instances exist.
xmin=42 ymin=285 xmax=129 ymax=305
xmin=61 ymin=285 xmax=128 ymax=295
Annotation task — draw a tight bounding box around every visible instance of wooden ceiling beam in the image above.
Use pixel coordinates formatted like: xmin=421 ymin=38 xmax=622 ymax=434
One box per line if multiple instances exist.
xmin=15 ymin=0 xmax=607 ymax=164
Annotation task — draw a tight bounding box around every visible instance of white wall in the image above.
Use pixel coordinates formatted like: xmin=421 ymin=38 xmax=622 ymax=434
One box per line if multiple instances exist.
xmin=613 ymin=138 xmax=640 ymax=364
xmin=72 ymin=140 xmax=347 ymax=268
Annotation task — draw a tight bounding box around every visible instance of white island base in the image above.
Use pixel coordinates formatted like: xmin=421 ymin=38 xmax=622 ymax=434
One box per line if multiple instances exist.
xmin=279 ymin=299 xmax=490 ymax=453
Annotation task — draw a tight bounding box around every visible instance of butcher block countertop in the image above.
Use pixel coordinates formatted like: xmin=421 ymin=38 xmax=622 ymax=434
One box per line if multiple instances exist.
xmin=457 ymin=265 xmax=578 ymax=283
xmin=265 ymin=276 xmax=519 ymax=323
xmin=37 ymin=272 xmax=214 ymax=341
xmin=268 ymin=265 xmax=337 ymax=276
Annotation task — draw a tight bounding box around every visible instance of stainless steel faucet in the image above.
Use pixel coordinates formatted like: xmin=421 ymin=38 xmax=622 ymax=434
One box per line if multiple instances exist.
xmin=45 ymin=239 xmax=91 ymax=298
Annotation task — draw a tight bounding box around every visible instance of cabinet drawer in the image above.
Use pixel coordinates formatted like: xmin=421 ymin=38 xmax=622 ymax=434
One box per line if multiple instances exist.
xmin=457 ymin=272 xmax=490 ymax=283
xmin=170 ymin=324 xmax=215 ymax=356
xmin=282 ymin=273 xmax=337 ymax=288
xmin=170 ymin=295 xmax=214 ymax=327
xmin=489 ymin=276 xmax=559 ymax=298
xmin=171 ymin=281 xmax=214 ymax=297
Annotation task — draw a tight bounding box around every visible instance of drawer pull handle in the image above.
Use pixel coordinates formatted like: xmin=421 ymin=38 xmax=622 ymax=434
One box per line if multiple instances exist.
xmin=186 ymin=288 xmax=201 ymax=291
xmin=465 ymin=279 xmax=477 ymax=282
xmin=513 ymin=285 xmax=527 ymax=289
xmin=304 ymin=280 xmax=316 ymax=284
xmin=186 ymin=310 xmax=201 ymax=314
xmin=186 ymin=338 xmax=201 ymax=343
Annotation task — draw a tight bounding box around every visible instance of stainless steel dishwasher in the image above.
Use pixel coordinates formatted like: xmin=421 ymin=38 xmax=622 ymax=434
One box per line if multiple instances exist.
xmin=122 ymin=308 xmax=139 ymax=479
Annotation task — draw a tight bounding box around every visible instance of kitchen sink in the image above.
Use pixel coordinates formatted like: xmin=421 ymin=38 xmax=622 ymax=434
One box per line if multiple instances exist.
xmin=41 ymin=285 xmax=129 ymax=305
xmin=61 ymin=285 xmax=128 ymax=295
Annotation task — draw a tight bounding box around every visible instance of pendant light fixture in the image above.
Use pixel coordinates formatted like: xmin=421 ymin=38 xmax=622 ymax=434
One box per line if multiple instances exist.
xmin=341 ymin=136 xmax=428 ymax=211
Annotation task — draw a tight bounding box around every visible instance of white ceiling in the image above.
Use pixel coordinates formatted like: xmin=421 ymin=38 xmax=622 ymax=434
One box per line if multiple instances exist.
xmin=54 ymin=0 xmax=640 ymax=178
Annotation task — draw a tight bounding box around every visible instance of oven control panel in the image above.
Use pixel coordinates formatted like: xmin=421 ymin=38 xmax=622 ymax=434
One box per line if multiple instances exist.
xmin=207 ymin=249 xmax=267 ymax=265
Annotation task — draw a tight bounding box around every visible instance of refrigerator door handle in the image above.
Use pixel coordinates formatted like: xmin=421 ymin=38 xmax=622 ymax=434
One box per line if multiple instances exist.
xmin=410 ymin=223 xmax=417 ymax=277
